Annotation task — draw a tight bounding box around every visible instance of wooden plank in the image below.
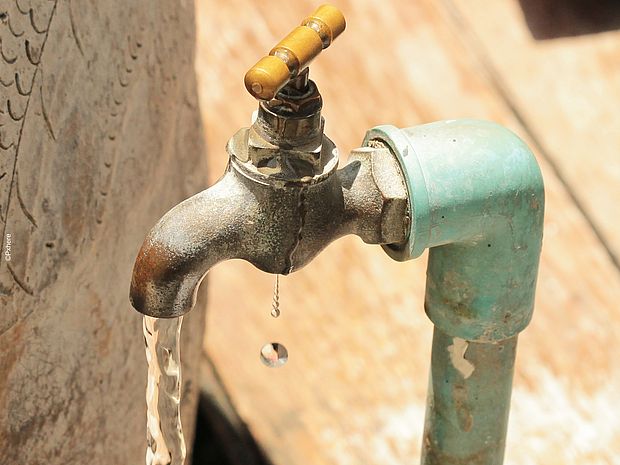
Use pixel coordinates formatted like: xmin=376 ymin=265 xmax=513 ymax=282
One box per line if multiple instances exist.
xmin=0 ymin=2 xmax=206 ymax=463
xmin=446 ymin=0 xmax=620 ymax=264
xmin=197 ymin=352 xmax=268 ymax=465
xmin=195 ymin=1 xmax=620 ymax=464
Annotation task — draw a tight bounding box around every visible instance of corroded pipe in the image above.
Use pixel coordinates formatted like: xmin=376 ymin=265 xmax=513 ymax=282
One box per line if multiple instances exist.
xmin=365 ymin=120 xmax=544 ymax=464
xmin=423 ymin=328 xmax=517 ymax=465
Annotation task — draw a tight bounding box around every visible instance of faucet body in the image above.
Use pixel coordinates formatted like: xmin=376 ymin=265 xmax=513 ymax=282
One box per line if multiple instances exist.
xmin=130 ymin=82 xmax=408 ymax=318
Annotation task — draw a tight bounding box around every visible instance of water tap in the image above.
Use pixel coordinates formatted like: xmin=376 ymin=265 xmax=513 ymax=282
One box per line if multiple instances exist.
xmin=130 ymin=5 xmax=409 ymax=319
xmin=130 ymin=5 xmax=544 ymax=465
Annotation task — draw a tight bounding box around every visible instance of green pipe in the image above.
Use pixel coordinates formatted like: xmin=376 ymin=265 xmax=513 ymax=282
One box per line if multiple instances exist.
xmin=423 ymin=327 xmax=517 ymax=465
xmin=364 ymin=119 xmax=544 ymax=464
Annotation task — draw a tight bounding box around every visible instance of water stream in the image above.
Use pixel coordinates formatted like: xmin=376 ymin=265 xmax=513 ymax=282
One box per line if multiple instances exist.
xmin=271 ymin=274 xmax=281 ymax=318
xmin=142 ymin=275 xmax=288 ymax=463
xmin=143 ymin=315 xmax=186 ymax=465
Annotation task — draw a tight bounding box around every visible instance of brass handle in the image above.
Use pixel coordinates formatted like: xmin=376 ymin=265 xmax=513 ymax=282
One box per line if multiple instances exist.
xmin=244 ymin=4 xmax=346 ymax=100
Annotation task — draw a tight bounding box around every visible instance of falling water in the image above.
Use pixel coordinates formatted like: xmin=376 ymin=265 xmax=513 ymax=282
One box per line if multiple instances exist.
xmin=271 ymin=275 xmax=281 ymax=318
xmin=143 ymin=315 xmax=186 ymax=465
xmin=262 ymin=275 xmax=288 ymax=367
xmin=260 ymin=342 xmax=289 ymax=367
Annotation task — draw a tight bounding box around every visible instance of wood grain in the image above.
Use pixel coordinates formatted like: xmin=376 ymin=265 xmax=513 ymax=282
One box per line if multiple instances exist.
xmin=447 ymin=0 xmax=620 ymax=264
xmin=0 ymin=1 xmax=207 ymax=463
xmin=196 ymin=1 xmax=620 ymax=464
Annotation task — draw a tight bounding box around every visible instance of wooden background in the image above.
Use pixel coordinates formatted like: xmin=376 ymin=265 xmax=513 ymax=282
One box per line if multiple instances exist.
xmin=0 ymin=1 xmax=207 ymax=463
xmin=194 ymin=1 xmax=620 ymax=464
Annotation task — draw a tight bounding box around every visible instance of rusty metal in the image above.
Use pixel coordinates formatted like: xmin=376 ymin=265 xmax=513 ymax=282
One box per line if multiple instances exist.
xmin=422 ymin=327 xmax=518 ymax=465
xmin=130 ymin=75 xmax=409 ymax=318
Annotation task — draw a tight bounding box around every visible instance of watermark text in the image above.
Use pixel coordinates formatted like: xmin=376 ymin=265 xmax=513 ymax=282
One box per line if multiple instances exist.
xmin=4 ymin=233 xmax=11 ymax=262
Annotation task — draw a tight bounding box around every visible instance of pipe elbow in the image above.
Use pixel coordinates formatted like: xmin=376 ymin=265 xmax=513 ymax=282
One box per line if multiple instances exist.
xmin=365 ymin=120 xmax=544 ymax=341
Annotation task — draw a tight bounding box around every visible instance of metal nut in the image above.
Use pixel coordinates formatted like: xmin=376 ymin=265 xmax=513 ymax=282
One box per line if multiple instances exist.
xmin=369 ymin=148 xmax=409 ymax=245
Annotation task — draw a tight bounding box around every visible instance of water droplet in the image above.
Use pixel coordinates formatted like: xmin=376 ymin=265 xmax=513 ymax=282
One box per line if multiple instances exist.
xmin=260 ymin=342 xmax=288 ymax=368
xmin=270 ymin=275 xmax=280 ymax=318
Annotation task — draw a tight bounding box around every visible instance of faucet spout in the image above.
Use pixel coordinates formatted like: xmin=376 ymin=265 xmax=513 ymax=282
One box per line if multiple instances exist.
xmin=130 ymin=170 xmax=249 ymax=318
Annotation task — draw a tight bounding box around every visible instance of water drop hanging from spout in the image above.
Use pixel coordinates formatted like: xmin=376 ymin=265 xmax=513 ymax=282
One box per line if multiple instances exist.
xmin=260 ymin=342 xmax=288 ymax=367
xmin=271 ymin=275 xmax=280 ymax=318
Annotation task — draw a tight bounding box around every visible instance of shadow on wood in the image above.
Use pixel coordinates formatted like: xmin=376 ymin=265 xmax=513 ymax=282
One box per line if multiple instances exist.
xmin=518 ymin=0 xmax=620 ymax=39
xmin=193 ymin=354 xmax=273 ymax=465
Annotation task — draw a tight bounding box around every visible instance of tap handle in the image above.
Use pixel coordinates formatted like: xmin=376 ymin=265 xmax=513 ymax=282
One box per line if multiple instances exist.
xmin=244 ymin=4 xmax=346 ymax=101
